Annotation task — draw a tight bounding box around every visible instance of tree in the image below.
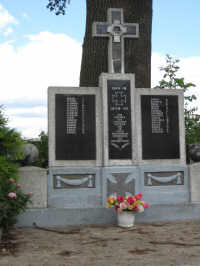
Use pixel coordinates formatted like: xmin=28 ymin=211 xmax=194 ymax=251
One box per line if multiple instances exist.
xmin=0 ymin=106 xmax=24 ymax=162
xmin=47 ymin=0 xmax=152 ymax=88
xmin=156 ymin=54 xmax=200 ymax=145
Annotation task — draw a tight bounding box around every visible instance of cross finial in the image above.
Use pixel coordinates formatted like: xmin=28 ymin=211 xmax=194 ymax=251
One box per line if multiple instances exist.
xmin=93 ymin=8 xmax=139 ymax=74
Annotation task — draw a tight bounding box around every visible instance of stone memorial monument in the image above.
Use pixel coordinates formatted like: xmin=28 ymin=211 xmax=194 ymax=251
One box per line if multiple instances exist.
xmin=47 ymin=7 xmax=189 ymax=216
xmin=18 ymin=6 xmax=200 ymax=228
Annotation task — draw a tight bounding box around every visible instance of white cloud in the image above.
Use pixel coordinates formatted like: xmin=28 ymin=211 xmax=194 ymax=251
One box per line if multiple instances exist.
xmin=151 ymin=53 xmax=200 ymax=112
xmin=151 ymin=53 xmax=166 ymax=87
xmin=6 ymin=106 xmax=47 ymax=117
xmin=3 ymin=26 xmax=13 ymax=36
xmin=0 ymin=4 xmax=18 ymax=31
xmin=8 ymin=116 xmax=47 ymax=139
xmin=0 ymin=31 xmax=82 ymax=138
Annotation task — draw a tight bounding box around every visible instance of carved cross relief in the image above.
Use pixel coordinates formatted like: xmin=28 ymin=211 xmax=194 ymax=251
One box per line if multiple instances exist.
xmin=93 ymin=8 xmax=139 ymax=73
xmin=107 ymin=173 xmax=135 ymax=197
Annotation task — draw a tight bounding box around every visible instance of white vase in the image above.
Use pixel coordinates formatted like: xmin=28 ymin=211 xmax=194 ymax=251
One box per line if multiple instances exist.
xmin=117 ymin=211 xmax=135 ymax=228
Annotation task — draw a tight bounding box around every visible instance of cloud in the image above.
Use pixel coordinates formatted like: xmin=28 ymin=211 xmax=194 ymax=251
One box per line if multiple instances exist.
xmin=3 ymin=26 xmax=13 ymax=36
xmin=8 ymin=116 xmax=47 ymax=140
xmin=0 ymin=4 xmax=18 ymax=33
xmin=0 ymin=31 xmax=82 ymax=138
xmin=6 ymin=106 xmax=47 ymax=118
xmin=151 ymin=53 xmax=200 ymax=110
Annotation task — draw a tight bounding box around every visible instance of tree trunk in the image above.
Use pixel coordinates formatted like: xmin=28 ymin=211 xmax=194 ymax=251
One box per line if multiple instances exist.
xmin=80 ymin=0 xmax=152 ymax=88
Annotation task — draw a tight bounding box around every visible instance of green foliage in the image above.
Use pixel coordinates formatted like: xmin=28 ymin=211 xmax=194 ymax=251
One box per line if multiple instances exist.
xmin=0 ymin=157 xmax=32 ymax=233
xmin=28 ymin=131 xmax=48 ymax=168
xmin=47 ymin=0 xmax=70 ymax=15
xmin=0 ymin=106 xmax=24 ymax=161
xmin=0 ymin=106 xmax=31 ymax=234
xmin=157 ymin=54 xmax=200 ymax=145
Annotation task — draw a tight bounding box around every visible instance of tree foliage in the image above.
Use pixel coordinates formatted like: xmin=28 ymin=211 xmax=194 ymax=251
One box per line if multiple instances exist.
xmin=157 ymin=54 xmax=200 ymax=145
xmin=0 ymin=106 xmax=24 ymax=161
xmin=47 ymin=0 xmax=70 ymax=15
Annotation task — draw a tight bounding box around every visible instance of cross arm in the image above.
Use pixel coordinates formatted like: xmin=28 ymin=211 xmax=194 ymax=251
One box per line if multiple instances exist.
xmin=123 ymin=23 xmax=140 ymax=38
xmin=92 ymin=22 xmax=110 ymax=37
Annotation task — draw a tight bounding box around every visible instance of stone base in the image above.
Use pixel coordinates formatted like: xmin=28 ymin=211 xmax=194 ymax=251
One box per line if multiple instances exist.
xmin=19 ymin=166 xmax=48 ymax=208
xmin=140 ymin=165 xmax=189 ymax=204
xmin=49 ymin=165 xmax=189 ymax=209
xmin=189 ymin=162 xmax=200 ymax=202
xmin=17 ymin=203 xmax=200 ymax=227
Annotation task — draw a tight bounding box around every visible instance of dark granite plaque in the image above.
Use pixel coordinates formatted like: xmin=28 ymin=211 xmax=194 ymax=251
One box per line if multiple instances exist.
xmin=107 ymin=80 xmax=132 ymax=159
xmin=55 ymin=94 xmax=96 ymax=160
xmin=141 ymin=95 xmax=180 ymax=159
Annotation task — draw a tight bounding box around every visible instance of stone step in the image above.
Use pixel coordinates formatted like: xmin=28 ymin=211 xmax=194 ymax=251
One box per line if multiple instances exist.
xmin=17 ymin=203 xmax=200 ymax=227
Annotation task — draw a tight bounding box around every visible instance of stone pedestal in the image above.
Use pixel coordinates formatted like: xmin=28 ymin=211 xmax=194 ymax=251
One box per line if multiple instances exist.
xmin=189 ymin=163 xmax=200 ymax=202
xmin=19 ymin=166 xmax=48 ymax=208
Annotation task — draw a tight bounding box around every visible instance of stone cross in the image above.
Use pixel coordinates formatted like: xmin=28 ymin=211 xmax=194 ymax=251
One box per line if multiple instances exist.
xmin=92 ymin=8 xmax=139 ymax=73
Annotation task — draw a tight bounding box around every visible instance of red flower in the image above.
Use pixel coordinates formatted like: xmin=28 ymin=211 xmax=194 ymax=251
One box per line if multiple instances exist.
xmin=117 ymin=195 xmax=124 ymax=203
xmin=114 ymin=205 xmax=119 ymax=211
xmin=127 ymin=196 xmax=135 ymax=204
xmin=133 ymin=205 xmax=139 ymax=211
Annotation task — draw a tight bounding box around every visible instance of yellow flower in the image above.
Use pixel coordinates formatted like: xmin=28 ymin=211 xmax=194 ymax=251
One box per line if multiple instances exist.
xmin=128 ymin=205 xmax=133 ymax=210
xmin=106 ymin=205 xmax=111 ymax=208
xmin=107 ymin=198 xmax=114 ymax=204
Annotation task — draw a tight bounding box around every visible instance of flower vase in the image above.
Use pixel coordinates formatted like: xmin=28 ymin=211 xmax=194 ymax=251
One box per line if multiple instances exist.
xmin=117 ymin=211 xmax=135 ymax=228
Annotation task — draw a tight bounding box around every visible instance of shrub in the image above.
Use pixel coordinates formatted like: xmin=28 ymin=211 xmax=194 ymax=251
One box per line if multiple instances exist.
xmin=0 ymin=106 xmax=32 ymax=234
xmin=0 ymin=157 xmax=32 ymax=233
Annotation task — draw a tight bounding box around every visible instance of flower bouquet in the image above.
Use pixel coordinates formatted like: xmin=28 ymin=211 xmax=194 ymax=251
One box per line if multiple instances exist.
xmin=106 ymin=193 xmax=149 ymax=227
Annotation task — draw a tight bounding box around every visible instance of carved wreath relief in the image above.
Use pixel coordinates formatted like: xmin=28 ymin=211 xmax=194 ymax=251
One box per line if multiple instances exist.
xmin=54 ymin=174 xmax=95 ymax=189
xmin=144 ymin=172 xmax=184 ymax=186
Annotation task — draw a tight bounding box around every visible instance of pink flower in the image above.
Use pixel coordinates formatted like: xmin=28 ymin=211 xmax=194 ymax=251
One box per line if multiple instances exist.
xmin=28 ymin=192 xmax=33 ymax=195
xmin=8 ymin=192 xmax=16 ymax=198
xmin=9 ymin=178 xmax=15 ymax=183
xmin=136 ymin=193 xmax=143 ymax=200
xmin=143 ymin=202 xmax=149 ymax=208
xmin=17 ymin=184 xmax=21 ymax=188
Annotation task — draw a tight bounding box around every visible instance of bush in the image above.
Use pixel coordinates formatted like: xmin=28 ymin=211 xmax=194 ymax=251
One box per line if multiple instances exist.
xmin=0 ymin=157 xmax=32 ymax=233
xmin=0 ymin=106 xmax=32 ymax=234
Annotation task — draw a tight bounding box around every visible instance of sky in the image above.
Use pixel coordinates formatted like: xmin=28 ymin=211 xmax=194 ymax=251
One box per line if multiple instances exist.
xmin=0 ymin=0 xmax=200 ymax=139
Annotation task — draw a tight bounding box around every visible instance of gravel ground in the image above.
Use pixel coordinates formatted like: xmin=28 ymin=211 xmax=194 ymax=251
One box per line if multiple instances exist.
xmin=1 ymin=220 xmax=200 ymax=266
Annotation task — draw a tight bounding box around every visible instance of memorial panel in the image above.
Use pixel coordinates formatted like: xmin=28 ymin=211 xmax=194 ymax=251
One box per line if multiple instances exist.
xmin=55 ymin=94 xmax=96 ymax=160
xmin=141 ymin=95 xmax=180 ymax=159
xmin=107 ymin=80 xmax=132 ymax=159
